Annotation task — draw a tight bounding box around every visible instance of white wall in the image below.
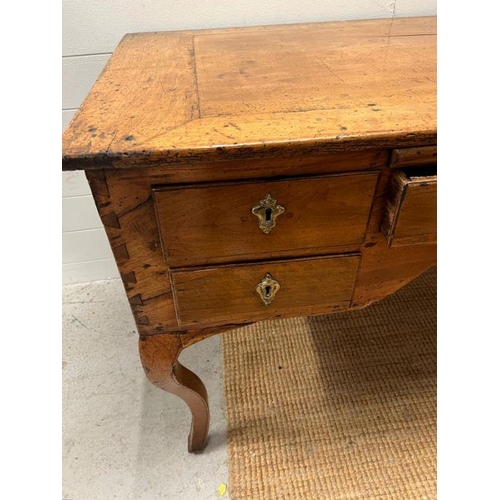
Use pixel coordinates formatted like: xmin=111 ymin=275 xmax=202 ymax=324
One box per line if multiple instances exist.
xmin=62 ymin=0 xmax=437 ymax=284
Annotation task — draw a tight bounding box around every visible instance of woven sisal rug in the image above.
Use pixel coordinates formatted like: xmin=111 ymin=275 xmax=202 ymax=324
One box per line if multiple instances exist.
xmin=222 ymin=267 xmax=436 ymax=499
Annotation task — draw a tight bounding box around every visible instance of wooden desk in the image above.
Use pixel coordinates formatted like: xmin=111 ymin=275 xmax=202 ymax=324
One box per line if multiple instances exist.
xmin=62 ymin=16 xmax=437 ymax=453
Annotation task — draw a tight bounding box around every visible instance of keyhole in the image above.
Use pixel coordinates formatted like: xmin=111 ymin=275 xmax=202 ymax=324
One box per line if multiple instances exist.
xmin=265 ymin=285 xmax=271 ymax=298
xmin=265 ymin=208 xmax=273 ymax=223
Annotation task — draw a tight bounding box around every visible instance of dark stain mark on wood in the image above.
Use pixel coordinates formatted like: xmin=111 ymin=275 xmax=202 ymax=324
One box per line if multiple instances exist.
xmin=101 ymin=212 xmax=121 ymax=229
xmin=116 ymin=196 xmax=152 ymax=219
xmin=141 ymin=291 xmax=172 ymax=305
xmin=65 ymin=131 xmax=437 ymax=170
xmin=85 ymin=169 xmax=110 ymax=197
xmin=136 ymin=316 xmax=150 ymax=326
xmin=189 ymin=38 xmax=202 ymax=121
xmin=122 ymin=271 xmax=137 ymax=285
xmin=129 ymin=294 xmax=144 ymax=305
xmin=113 ymin=243 xmax=130 ymax=262
xmin=226 ymin=122 xmax=242 ymax=131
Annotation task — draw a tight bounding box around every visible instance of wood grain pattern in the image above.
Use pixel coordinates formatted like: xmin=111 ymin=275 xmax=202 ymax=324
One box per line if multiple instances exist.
xmin=382 ymin=169 xmax=437 ymax=246
xmin=172 ymin=255 xmax=360 ymax=327
xmin=63 ymin=17 xmax=436 ymax=170
xmin=85 ymin=157 xmax=437 ymax=335
xmin=194 ymin=25 xmax=434 ymax=116
xmin=65 ymin=32 xmax=198 ymax=168
xmin=75 ymin=17 xmax=438 ymax=455
xmin=352 ymin=234 xmax=436 ymax=307
xmin=84 ymin=151 xmax=384 ymax=335
xmin=390 ymin=146 xmax=437 ymax=168
xmin=138 ymin=334 xmax=209 ymax=453
xmin=105 ymin=149 xmax=388 ymax=185
xmin=153 ymin=173 xmax=377 ymax=267
xmin=85 ymin=169 xmax=180 ymax=335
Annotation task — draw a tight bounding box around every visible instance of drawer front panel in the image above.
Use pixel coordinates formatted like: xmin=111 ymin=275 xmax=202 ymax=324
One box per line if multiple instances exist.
xmin=172 ymin=254 xmax=360 ymax=327
xmin=390 ymin=146 xmax=437 ymax=168
xmin=382 ymin=170 xmax=437 ymax=246
xmin=154 ymin=173 xmax=378 ymax=267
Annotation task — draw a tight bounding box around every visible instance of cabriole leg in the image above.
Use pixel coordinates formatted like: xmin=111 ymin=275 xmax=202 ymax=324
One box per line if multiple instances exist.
xmin=139 ymin=334 xmax=209 ymax=453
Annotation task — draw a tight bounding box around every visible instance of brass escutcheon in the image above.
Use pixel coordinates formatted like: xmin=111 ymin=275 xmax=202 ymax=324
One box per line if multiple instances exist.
xmin=256 ymin=273 xmax=280 ymax=305
xmin=251 ymin=193 xmax=285 ymax=234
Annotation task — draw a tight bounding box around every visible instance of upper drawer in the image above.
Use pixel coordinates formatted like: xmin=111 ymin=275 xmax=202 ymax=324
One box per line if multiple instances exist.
xmin=390 ymin=146 xmax=437 ymax=168
xmin=382 ymin=169 xmax=437 ymax=247
xmin=153 ymin=172 xmax=378 ymax=267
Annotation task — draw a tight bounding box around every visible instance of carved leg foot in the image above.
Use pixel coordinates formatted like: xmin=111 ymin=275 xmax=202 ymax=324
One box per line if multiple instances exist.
xmin=139 ymin=334 xmax=209 ymax=453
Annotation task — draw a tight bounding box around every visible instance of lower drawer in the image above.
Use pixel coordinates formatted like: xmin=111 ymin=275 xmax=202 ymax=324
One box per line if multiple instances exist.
xmin=171 ymin=254 xmax=360 ymax=327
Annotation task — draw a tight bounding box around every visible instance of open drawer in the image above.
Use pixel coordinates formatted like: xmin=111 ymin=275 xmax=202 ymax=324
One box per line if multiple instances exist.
xmin=382 ymin=168 xmax=437 ymax=247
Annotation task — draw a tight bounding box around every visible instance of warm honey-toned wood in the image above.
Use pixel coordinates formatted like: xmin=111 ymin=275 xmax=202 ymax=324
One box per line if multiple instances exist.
xmin=85 ymin=169 xmax=179 ymax=335
xmin=70 ymin=17 xmax=437 ymax=453
xmin=172 ymin=255 xmax=360 ymax=327
xmin=106 ymin=149 xmax=388 ymax=189
xmin=86 ymin=159 xmax=436 ymax=335
xmin=195 ymin=22 xmax=434 ymax=117
xmin=63 ymin=17 xmax=436 ymax=170
xmin=382 ymin=169 xmax=437 ymax=246
xmin=138 ymin=334 xmax=209 ymax=453
xmin=352 ymin=234 xmax=436 ymax=307
xmin=390 ymin=146 xmax=437 ymax=168
xmin=154 ymin=173 xmax=377 ymax=267
xmin=85 ymin=153 xmax=392 ymax=335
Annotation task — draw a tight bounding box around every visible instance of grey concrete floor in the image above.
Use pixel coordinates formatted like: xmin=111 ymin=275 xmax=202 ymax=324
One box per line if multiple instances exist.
xmin=63 ymin=279 xmax=229 ymax=499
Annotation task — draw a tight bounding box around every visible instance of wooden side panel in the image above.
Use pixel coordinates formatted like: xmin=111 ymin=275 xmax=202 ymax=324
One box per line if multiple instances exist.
xmin=154 ymin=173 xmax=378 ymax=267
xmin=352 ymin=234 xmax=436 ymax=307
xmin=172 ymin=255 xmax=360 ymax=327
xmin=390 ymin=146 xmax=437 ymax=168
xmin=382 ymin=170 xmax=437 ymax=246
xmin=85 ymin=169 xmax=180 ymax=335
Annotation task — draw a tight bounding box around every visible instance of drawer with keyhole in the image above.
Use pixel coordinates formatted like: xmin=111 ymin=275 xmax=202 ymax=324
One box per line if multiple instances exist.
xmin=170 ymin=254 xmax=360 ymax=326
xmin=153 ymin=172 xmax=378 ymax=267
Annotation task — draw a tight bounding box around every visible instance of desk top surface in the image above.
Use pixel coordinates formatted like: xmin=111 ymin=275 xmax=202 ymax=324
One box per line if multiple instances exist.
xmin=62 ymin=16 xmax=436 ymax=170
